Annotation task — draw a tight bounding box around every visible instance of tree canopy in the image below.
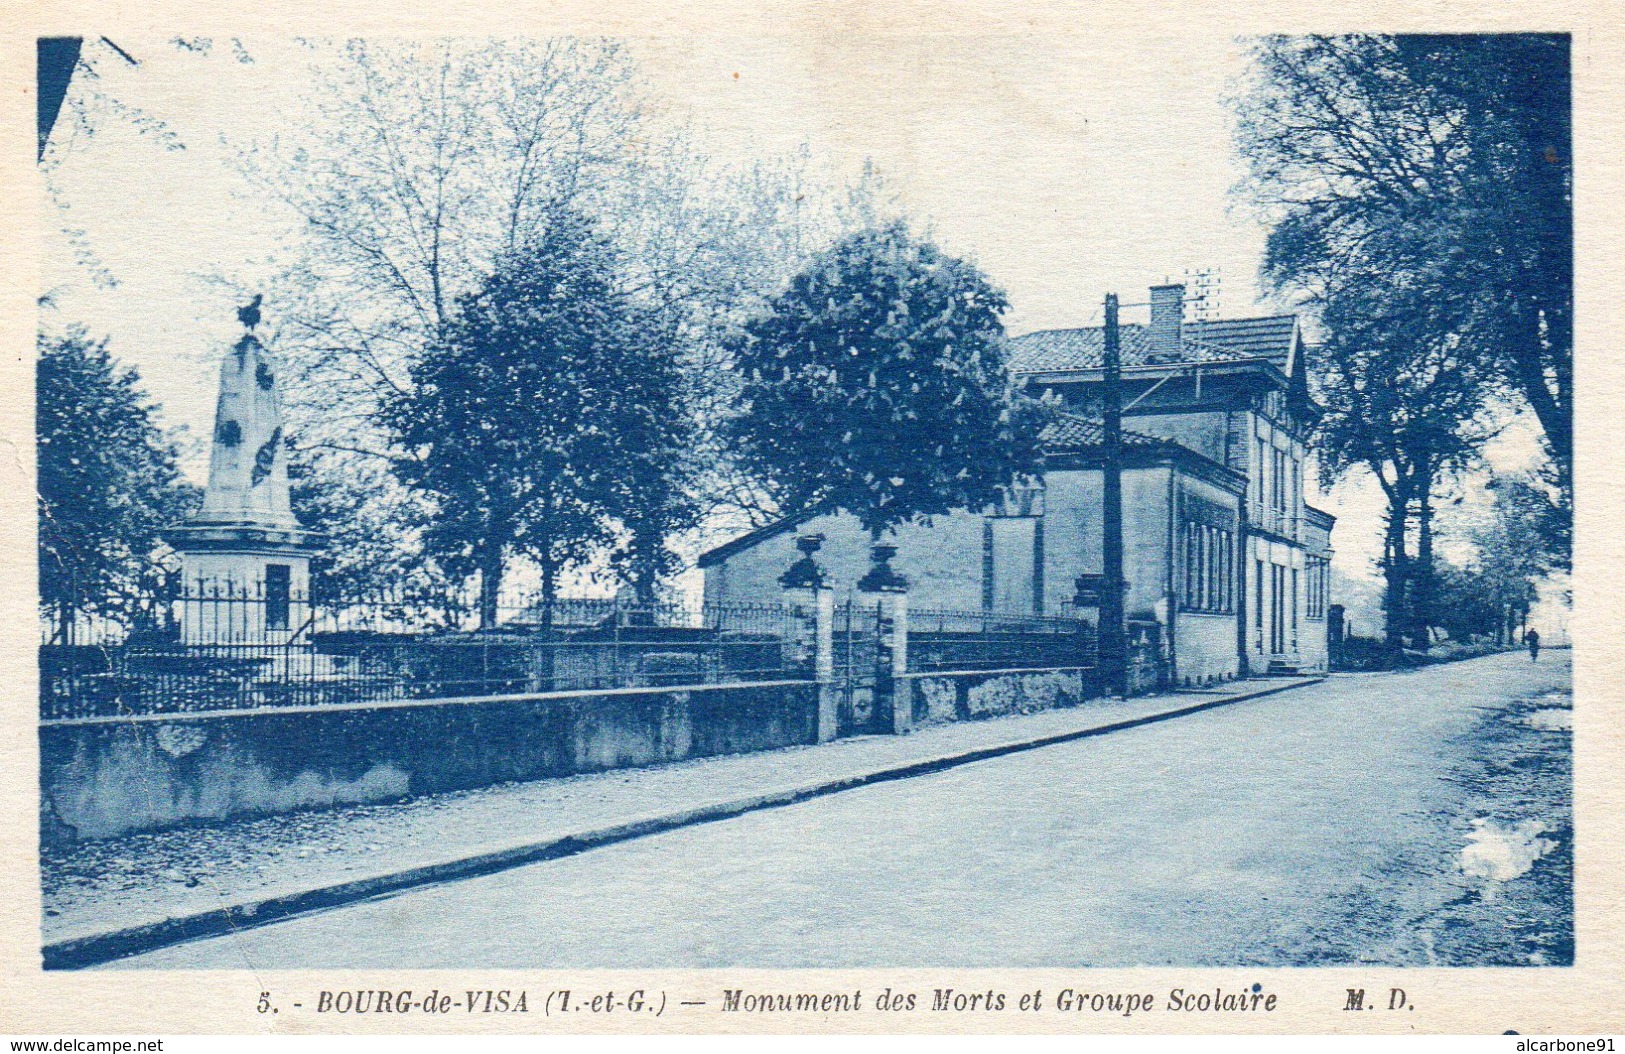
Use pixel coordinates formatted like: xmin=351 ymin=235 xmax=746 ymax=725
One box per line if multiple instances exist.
xmin=238 ymin=40 xmax=880 ymax=590
xmin=1235 ymin=34 xmax=1570 ymax=490
xmin=1435 ymin=474 xmax=1565 ymax=643
xmin=731 ymin=222 xmax=1045 ymax=541
xmin=37 ymin=328 xmax=196 ymax=633
xmin=1232 ymin=33 xmax=1571 ymax=646
xmin=381 ymin=208 xmax=690 ymax=625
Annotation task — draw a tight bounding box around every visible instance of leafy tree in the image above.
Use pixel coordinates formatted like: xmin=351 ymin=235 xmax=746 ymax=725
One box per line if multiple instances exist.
xmin=1233 ymin=34 xmax=1571 ymax=498
xmin=603 ymin=370 xmax=704 ymax=605
xmin=1232 ymin=34 xmax=1575 ymax=646
xmin=40 ymin=38 xmax=196 ymax=288
xmin=382 ymin=209 xmax=685 ymax=627
xmin=231 ymin=40 xmax=867 ymax=589
xmin=1395 ymin=35 xmax=1571 ymax=491
xmin=1312 ymin=283 xmax=1498 ymax=649
xmin=1504 ymin=463 xmax=1572 ymax=574
xmin=1472 ymin=474 xmax=1564 ymax=634
xmin=287 ymin=448 xmax=454 ymax=605
xmin=1432 ymin=476 xmax=1559 ymax=645
xmin=1432 ymin=561 xmax=1508 ymax=642
xmin=617 ymin=151 xmax=902 ymax=539
xmin=36 ymin=328 xmax=197 ymax=637
xmin=228 ymin=40 xmax=643 ymax=602
xmin=730 ymin=222 xmax=1045 ymax=542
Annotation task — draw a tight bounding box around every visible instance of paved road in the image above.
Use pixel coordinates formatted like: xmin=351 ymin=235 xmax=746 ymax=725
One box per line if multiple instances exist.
xmin=118 ymin=652 xmax=1571 ymax=969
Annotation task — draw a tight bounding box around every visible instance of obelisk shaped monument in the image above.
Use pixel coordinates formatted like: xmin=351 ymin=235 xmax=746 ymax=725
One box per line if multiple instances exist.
xmin=197 ymin=328 xmax=299 ymax=527
xmin=166 ymin=301 xmax=322 ymax=641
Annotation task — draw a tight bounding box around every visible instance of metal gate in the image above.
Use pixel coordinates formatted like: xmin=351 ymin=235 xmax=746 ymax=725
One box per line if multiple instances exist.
xmin=833 ymin=599 xmax=886 ymax=737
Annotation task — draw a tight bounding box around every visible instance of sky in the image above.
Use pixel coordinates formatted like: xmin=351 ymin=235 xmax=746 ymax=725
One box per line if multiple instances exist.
xmin=36 ymin=34 xmax=1549 ymax=594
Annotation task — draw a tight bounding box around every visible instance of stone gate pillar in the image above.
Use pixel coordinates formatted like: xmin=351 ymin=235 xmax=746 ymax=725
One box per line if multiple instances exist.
xmin=859 ymin=542 xmax=910 ymax=735
xmin=812 ymin=588 xmax=836 ymax=741
xmin=779 ymin=535 xmax=838 ymax=742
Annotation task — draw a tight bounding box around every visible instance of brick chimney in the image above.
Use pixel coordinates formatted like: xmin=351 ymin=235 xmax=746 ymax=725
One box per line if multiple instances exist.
xmin=1148 ymin=283 xmax=1185 ymax=362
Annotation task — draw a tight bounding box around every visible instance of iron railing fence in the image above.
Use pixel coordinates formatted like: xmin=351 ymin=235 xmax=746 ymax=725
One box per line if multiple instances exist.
xmin=39 ymin=582 xmax=706 ymax=646
xmin=906 ymin=607 xmax=1096 ymax=673
xmin=39 ymin=586 xmax=805 ymax=720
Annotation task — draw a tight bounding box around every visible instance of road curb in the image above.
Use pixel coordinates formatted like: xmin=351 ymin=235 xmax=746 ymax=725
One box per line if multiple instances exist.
xmin=43 ymin=676 xmax=1322 ymax=970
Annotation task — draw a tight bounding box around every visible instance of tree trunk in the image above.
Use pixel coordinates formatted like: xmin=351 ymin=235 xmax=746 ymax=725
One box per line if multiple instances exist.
xmin=477 ymin=543 xmax=503 ymax=631
xmin=633 ymin=554 xmax=659 ymax=606
xmin=1413 ymin=487 xmax=1436 ymax=649
xmin=539 ymin=559 xmax=557 ymax=629
xmin=537 ymin=557 xmax=558 ymax=691
xmin=627 ymin=528 xmax=660 ymax=606
xmin=1381 ymin=501 xmax=1411 ymax=653
xmin=1508 ymin=306 xmax=1571 ymax=497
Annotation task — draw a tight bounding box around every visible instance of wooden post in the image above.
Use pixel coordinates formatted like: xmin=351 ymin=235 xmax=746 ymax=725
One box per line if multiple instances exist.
xmin=1101 ymin=292 xmax=1128 ymax=697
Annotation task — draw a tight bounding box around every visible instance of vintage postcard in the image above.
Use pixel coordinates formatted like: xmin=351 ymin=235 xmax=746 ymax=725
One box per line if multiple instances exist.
xmin=2 ymin=0 xmax=1622 ymax=1042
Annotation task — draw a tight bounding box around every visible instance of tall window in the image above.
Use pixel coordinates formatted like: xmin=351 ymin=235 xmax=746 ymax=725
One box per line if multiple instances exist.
xmin=1306 ymin=556 xmax=1329 ymax=620
xmin=1182 ymin=522 xmax=1235 ymax=615
xmin=1290 ymin=567 xmax=1300 ymax=649
xmin=1271 ymin=565 xmax=1286 ymax=654
xmin=1273 ymin=448 xmax=1289 ymax=513
xmin=1254 ymin=559 xmax=1265 ymax=631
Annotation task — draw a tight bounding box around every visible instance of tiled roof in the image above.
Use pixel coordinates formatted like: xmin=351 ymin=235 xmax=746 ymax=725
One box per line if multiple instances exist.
xmin=1009 ymin=315 xmax=1298 ymax=374
xmin=698 ymin=412 xmax=1232 ymax=566
xmin=1039 ymin=413 xmax=1166 ymax=453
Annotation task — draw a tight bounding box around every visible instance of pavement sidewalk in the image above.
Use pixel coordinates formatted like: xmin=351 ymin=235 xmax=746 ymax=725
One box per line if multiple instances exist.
xmin=42 ymin=675 xmax=1317 ymax=967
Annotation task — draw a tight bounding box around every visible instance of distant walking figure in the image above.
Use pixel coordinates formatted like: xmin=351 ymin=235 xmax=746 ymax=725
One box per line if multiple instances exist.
xmin=1524 ymin=628 xmax=1541 ymax=662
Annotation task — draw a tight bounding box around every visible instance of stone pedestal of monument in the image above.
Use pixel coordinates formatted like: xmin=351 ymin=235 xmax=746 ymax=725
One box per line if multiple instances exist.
xmin=164 ymin=321 xmax=322 ymax=644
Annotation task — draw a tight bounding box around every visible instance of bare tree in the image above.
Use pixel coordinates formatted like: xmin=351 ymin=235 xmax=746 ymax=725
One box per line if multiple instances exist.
xmin=239 ymin=39 xmax=877 ymax=594
xmin=245 ymin=41 xmax=640 ymax=425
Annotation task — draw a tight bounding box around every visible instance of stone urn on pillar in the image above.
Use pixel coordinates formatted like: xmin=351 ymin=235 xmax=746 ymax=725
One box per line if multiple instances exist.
xmin=778 ymin=534 xmax=830 ymax=674
xmin=858 ymin=541 xmax=910 ymax=734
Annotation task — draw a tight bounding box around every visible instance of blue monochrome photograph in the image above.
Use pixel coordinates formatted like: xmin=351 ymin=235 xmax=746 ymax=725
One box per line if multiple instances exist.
xmin=34 ymin=33 xmax=1572 ymax=971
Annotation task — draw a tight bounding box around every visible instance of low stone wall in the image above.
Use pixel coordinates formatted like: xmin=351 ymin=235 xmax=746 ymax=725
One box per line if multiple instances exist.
xmin=40 ymin=680 xmax=819 ymax=844
xmin=902 ymin=666 xmax=1100 ymax=727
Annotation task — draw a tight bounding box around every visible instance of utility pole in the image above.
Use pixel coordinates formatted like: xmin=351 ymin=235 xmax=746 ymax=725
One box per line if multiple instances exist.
xmin=1101 ymin=292 xmax=1127 ymax=696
